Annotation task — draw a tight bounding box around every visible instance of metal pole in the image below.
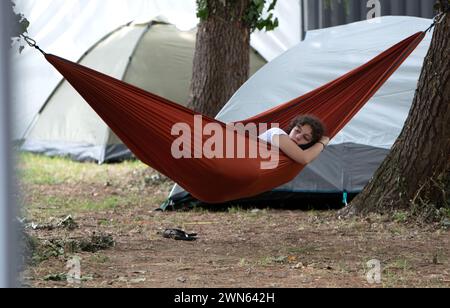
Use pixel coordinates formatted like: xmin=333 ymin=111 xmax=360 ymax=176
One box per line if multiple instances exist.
xmin=300 ymin=0 xmax=306 ymax=41
xmin=0 ymin=0 xmax=18 ymax=288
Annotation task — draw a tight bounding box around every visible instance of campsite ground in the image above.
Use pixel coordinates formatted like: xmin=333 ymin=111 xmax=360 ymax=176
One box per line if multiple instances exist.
xmin=18 ymin=153 xmax=450 ymax=288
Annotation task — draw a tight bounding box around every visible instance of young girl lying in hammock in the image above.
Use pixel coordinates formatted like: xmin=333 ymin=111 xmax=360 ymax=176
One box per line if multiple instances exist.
xmin=258 ymin=115 xmax=330 ymax=165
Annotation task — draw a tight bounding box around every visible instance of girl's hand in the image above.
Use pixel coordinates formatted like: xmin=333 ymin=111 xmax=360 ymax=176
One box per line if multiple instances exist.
xmin=320 ymin=136 xmax=330 ymax=146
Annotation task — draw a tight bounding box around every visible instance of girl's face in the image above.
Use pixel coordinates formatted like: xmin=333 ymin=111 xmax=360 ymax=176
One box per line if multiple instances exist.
xmin=289 ymin=124 xmax=313 ymax=146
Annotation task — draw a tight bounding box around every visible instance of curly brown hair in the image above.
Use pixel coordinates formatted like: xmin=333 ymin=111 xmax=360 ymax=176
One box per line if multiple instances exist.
xmin=287 ymin=115 xmax=326 ymax=147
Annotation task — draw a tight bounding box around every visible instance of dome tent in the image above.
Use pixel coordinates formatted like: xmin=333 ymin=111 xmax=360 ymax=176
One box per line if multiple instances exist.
xmin=165 ymin=16 xmax=433 ymax=208
xmin=21 ymin=20 xmax=267 ymax=163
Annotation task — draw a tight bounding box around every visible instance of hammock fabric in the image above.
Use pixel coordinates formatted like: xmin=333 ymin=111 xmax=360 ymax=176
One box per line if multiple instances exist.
xmin=44 ymin=31 xmax=425 ymax=203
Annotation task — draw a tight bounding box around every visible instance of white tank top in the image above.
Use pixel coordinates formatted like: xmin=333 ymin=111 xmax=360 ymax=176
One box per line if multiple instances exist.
xmin=258 ymin=128 xmax=288 ymax=145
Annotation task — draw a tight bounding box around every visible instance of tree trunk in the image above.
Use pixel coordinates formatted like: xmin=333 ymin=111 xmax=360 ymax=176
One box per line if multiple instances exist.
xmin=342 ymin=10 xmax=450 ymax=220
xmin=188 ymin=0 xmax=251 ymax=117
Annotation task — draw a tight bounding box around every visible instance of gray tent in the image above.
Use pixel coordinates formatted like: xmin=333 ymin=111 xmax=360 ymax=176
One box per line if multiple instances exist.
xmin=21 ymin=21 xmax=267 ymax=163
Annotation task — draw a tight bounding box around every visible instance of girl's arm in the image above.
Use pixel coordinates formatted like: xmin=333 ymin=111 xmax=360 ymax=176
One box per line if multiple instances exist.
xmin=273 ymin=135 xmax=329 ymax=165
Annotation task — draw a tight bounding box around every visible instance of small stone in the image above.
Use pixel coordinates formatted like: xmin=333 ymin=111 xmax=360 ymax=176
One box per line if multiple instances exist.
xmin=176 ymin=276 xmax=187 ymax=283
xmin=130 ymin=278 xmax=146 ymax=284
xmin=292 ymin=262 xmax=304 ymax=269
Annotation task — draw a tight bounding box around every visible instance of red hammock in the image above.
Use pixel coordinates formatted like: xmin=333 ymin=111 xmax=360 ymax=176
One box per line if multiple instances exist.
xmin=44 ymin=31 xmax=425 ymax=203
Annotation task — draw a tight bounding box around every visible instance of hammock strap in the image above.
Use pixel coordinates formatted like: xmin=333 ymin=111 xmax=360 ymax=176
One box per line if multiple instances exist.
xmin=20 ymin=34 xmax=46 ymax=55
xmin=425 ymin=9 xmax=449 ymax=33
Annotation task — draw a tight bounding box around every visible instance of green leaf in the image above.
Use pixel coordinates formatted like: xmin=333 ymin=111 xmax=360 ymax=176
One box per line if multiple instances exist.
xmin=245 ymin=0 xmax=280 ymax=33
xmin=268 ymin=0 xmax=277 ymax=11
xmin=196 ymin=0 xmax=209 ymax=21
xmin=8 ymin=0 xmax=30 ymax=40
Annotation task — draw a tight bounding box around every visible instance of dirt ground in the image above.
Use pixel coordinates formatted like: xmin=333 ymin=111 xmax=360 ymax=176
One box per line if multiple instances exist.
xmin=18 ymin=154 xmax=450 ymax=288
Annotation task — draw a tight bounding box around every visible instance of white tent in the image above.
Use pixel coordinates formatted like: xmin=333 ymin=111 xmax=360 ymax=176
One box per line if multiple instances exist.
xmin=167 ymin=16 xmax=433 ymax=206
xmin=12 ymin=0 xmax=303 ymax=141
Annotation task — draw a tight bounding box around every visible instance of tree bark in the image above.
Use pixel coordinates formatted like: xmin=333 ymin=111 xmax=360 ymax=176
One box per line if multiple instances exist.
xmin=188 ymin=0 xmax=251 ymax=118
xmin=342 ymin=10 xmax=450 ymax=220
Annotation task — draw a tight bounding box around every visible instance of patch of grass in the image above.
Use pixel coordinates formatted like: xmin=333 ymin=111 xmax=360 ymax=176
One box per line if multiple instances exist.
xmin=379 ymin=258 xmax=413 ymax=287
xmin=389 ymin=227 xmax=405 ymax=236
xmin=307 ymin=209 xmax=319 ymax=217
xmin=226 ymin=207 xmax=268 ymax=218
xmin=334 ymin=262 xmax=351 ymax=274
xmin=19 ymin=153 xmax=173 ymax=224
xmin=287 ymin=245 xmax=318 ymax=255
xmin=89 ymin=254 xmax=110 ymax=264
xmin=191 ymin=207 xmax=210 ymax=214
xmin=18 ymin=153 xmax=90 ymax=185
xmin=388 ymin=259 xmax=411 ymax=271
xmin=80 ymin=197 xmax=120 ymax=211
xmin=17 ymin=153 xmax=147 ymax=186
xmin=380 ymin=259 xmax=415 ymax=287
xmin=228 ymin=206 xmax=245 ymax=214
xmin=256 ymin=256 xmax=275 ymax=266
xmin=27 ymin=195 xmax=121 ymax=217
xmin=97 ymin=219 xmax=116 ymax=227
xmin=439 ymin=207 xmax=450 ymax=219
xmin=238 ymin=258 xmax=249 ymax=267
xmin=342 ymin=218 xmax=368 ymax=231
xmin=248 ymin=209 xmax=268 ymax=218
xmin=237 ymin=256 xmax=289 ymax=268
xmin=445 ymin=207 xmax=450 ymax=219
xmin=392 ymin=211 xmax=409 ymax=223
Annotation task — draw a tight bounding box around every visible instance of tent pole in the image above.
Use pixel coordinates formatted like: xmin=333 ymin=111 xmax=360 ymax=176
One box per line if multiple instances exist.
xmin=0 ymin=0 xmax=18 ymax=288
xmin=300 ymin=0 xmax=307 ymax=41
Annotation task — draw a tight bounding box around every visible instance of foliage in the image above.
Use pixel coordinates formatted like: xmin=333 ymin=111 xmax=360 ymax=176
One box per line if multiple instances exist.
xmin=244 ymin=0 xmax=279 ymax=32
xmin=9 ymin=1 xmax=29 ymax=38
xmin=196 ymin=0 xmax=209 ymax=20
xmin=196 ymin=0 xmax=279 ymax=32
xmin=9 ymin=0 xmax=30 ymax=53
